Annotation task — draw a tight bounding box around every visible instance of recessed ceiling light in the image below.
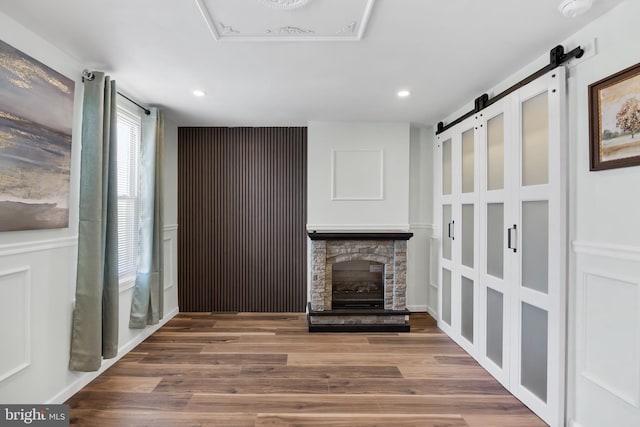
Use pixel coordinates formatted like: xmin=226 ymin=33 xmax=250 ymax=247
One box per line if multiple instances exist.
xmin=397 ymin=90 xmax=411 ymax=98
xmin=558 ymin=0 xmax=593 ymax=18
xmin=193 ymin=90 xmax=206 ymax=97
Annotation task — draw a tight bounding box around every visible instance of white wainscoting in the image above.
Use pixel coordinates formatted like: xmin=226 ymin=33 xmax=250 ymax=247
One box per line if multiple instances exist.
xmin=0 ymin=266 xmax=31 ymax=382
xmin=163 ymin=226 xmax=178 ymax=291
xmin=428 ymin=233 xmax=440 ymax=318
xmin=163 ymin=224 xmax=179 ymax=313
xmin=407 ymin=224 xmax=436 ymax=315
xmin=573 ymin=240 xmax=640 ymax=427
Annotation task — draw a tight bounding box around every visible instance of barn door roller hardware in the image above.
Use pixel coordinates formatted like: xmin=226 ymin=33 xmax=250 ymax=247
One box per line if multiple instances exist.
xmin=436 ymin=44 xmax=583 ymax=135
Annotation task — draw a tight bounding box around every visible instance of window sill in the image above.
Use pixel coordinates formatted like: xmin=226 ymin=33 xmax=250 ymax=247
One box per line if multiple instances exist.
xmin=119 ymin=277 xmax=136 ymax=293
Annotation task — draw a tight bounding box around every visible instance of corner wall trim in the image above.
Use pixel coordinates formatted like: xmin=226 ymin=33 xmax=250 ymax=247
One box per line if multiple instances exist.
xmin=46 ymin=307 xmax=179 ymax=404
xmin=425 ymin=305 xmax=438 ymax=319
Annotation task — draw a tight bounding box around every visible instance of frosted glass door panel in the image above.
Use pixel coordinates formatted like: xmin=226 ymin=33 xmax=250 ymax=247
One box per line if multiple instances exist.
xmin=522 ymin=92 xmax=548 ymax=186
xmin=487 ymin=114 xmax=504 ymax=191
xmin=462 ymin=129 xmax=474 ymax=193
xmin=442 ymin=138 xmax=452 ymax=195
xmin=487 ymin=203 xmax=504 ymax=279
xmin=521 ymin=302 xmax=548 ymax=402
xmin=522 ymin=201 xmax=549 ymax=294
xmin=462 ymin=204 xmax=474 ymax=268
xmin=442 ymin=269 xmax=452 ymax=325
xmin=461 ymin=277 xmax=474 ymax=343
xmin=442 ymin=205 xmax=452 ymax=260
xmin=486 ymin=288 xmax=504 ymax=367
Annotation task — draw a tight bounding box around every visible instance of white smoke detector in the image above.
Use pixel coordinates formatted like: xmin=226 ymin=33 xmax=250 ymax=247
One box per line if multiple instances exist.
xmin=558 ymin=0 xmax=594 ymax=18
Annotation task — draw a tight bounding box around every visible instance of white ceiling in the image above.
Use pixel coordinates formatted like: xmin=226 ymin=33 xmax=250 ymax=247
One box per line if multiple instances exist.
xmin=0 ymin=0 xmax=625 ymax=127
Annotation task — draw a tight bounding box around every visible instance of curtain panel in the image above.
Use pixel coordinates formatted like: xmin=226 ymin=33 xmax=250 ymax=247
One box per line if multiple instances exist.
xmin=129 ymin=108 xmax=164 ymax=328
xmin=69 ymin=72 xmax=119 ymax=372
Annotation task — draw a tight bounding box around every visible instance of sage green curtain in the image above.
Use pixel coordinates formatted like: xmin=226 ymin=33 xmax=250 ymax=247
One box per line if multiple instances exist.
xmin=69 ymin=72 xmax=119 ymax=371
xmin=129 ymin=108 xmax=164 ymax=328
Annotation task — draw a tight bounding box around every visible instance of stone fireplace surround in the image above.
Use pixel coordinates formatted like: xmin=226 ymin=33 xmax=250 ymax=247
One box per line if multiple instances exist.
xmin=307 ymin=231 xmax=413 ymax=332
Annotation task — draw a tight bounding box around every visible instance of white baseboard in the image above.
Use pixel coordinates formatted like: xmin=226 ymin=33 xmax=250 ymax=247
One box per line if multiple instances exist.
xmin=47 ymin=307 xmax=179 ymax=404
xmin=406 ymin=305 xmax=428 ymax=312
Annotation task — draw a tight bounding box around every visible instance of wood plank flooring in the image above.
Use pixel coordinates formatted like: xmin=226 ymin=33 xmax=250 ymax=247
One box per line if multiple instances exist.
xmin=67 ymin=313 xmax=547 ymax=426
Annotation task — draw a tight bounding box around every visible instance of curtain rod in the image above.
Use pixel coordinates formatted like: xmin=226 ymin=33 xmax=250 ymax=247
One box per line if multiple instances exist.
xmin=81 ymin=69 xmax=151 ymax=116
xmin=435 ymin=45 xmax=583 ymax=136
xmin=116 ymin=91 xmax=151 ymax=116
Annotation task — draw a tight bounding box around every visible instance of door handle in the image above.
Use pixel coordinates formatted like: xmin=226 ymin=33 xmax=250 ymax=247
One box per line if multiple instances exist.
xmin=448 ymin=221 xmax=455 ymax=240
xmin=507 ymin=224 xmax=517 ymax=253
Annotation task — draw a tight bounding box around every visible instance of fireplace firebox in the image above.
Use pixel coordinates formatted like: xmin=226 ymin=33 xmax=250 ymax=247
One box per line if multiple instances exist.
xmin=332 ymin=260 xmax=384 ymax=309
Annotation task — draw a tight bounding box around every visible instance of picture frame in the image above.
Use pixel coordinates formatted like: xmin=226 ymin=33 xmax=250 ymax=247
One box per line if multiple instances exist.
xmin=0 ymin=39 xmax=75 ymax=231
xmin=589 ymin=62 xmax=640 ymax=171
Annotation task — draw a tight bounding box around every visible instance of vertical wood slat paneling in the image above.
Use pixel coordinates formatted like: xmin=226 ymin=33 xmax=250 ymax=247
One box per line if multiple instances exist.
xmin=178 ymin=127 xmax=307 ymax=312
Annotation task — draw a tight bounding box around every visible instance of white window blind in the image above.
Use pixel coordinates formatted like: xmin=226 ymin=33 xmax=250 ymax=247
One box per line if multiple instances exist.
xmin=116 ymin=108 xmax=141 ymax=285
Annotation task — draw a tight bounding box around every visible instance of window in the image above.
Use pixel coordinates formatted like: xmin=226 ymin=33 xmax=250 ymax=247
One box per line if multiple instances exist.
xmin=116 ymin=107 xmax=141 ymax=286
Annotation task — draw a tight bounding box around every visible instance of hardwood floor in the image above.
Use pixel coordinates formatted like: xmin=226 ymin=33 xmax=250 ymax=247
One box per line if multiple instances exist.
xmin=67 ymin=313 xmax=547 ymax=426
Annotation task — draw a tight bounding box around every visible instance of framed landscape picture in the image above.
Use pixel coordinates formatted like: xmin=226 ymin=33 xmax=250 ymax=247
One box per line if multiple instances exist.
xmin=589 ymin=62 xmax=640 ymax=171
xmin=0 ymin=39 xmax=75 ymax=231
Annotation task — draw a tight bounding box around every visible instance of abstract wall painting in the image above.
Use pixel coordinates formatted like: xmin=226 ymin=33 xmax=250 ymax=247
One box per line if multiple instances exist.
xmin=0 ymin=39 xmax=75 ymax=231
xmin=589 ymin=62 xmax=640 ymax=171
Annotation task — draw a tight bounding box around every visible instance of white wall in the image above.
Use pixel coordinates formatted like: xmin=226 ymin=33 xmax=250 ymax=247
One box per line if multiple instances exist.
xmin=307 ymin=121 xmax=410 ymax=231
xmin=565 ymin=3 xmax=640 ymax=426
xmin=435 ymin=2 xmax=640 ymax=425
xmin=0 ymin=11 xmax=179 ymax=404
xmin=306 ymin=121 xmax=433 ymax=310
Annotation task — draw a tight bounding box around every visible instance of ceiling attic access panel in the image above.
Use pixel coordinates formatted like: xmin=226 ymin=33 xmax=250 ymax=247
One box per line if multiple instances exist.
xmin=195 ymin=0 xmax=375 ymax=41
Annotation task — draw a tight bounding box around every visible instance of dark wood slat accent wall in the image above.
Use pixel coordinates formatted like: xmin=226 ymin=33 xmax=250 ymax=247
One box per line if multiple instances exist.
xmin=178 ymin=127 xmax=307 ymax=312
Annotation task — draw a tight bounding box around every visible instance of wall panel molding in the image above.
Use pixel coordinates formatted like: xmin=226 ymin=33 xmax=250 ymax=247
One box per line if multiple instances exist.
xmin=163 ymin=235 xmax=175 ymax=290
xmin=573 ymin=240 xmax=640 ymax=261
xmin=331 ymin=149 xmax=384 ymax=200
xmin=0 ymin=266 xmax=31 ymax=383
xmin=579 ymin=270 xmax=639 ymax=407
xmin=575 ymin=241 xmax=640 ymax=417
xmin=0 ymin=236 xmax=77 ymax=257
